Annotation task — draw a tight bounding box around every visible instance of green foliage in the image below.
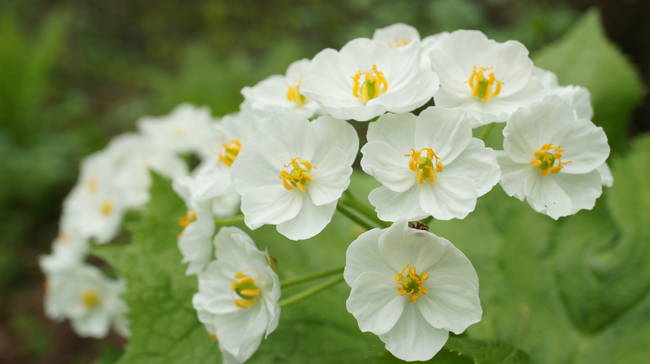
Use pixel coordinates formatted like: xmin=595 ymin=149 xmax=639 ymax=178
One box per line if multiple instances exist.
xmin=533 ymin=10 xmax=645 ymax=153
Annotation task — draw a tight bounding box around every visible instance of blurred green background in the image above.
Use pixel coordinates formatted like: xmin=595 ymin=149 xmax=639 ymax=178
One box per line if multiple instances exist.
xmin=0 ymin=0 xmax=648 ymax=363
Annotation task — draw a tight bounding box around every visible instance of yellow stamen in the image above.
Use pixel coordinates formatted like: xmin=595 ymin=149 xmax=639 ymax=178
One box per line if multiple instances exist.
xmin=395 ymin=265 xmax=429 ymax=303
xmin=208 ymin=333 xmax=218 ymax=341
xmin=100 ymin=200 xmax=113 ymax=217
xmin=352 ymin=65 xmax=388 ymax=103
xmin=286 ymin=81 xmax=307 ymax=106
xmin=404 ymin=148 xmax=443 ymax=184
xmin=80 ymin=290 xmax=101 ymax=309
xmin=173 ymin=128 xmax=186 ymax=137
xmin=467 ymin=66 xmax=503 ymax=101
xmin=232 ymin=272 xmax=261 ymax=309
xmin=530 ymin=143 xmax=572 ymax=176
xmin=279 ymin=157 xmax=313 ymax=192
xmin=388 ymin=38 xmax=411 ymax=48
xmin=179 ymin=211 xmax=197 ymax=229
xmin=218 ymin=139 xmax=242 ymax=167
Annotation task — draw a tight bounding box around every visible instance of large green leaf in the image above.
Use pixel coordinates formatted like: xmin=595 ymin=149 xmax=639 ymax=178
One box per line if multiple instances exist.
xmin=533 ymin=9 xmax=645 ymax=153
xmin=427 ymin=135 xmax=650 ymax=364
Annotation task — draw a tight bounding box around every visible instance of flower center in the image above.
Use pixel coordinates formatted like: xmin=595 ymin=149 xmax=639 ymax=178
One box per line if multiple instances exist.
xmin=352 ymin=65 xmax=388 ymax=103
xmin=279 ymin=157 xmax=313 ymax=192
xmin=530 ymin=143 xmax=572 ymax=176
xmin=395 ymin=264 xmax=428 ymax=303
xmin=100 ymin=200 xmax=113 ymax=216
xmin=467 ymin=66 xmax=503 ymax=101
xmin=388 ymin=38 xmax=411 ymax=48
xmin=80 ymin=290 xmax=101 ymax=309
xmin=405 ymin=148 xmax=443 ymax=184
xmin=232 ymin=272 xmax=261 ymax=309
xmin=179 ymin=210 xmax=196 ymax=228
xmin=286 ymin=81 xmax=307 ymax=106
xmin=218 ymin=139 xmax=242 ymax=167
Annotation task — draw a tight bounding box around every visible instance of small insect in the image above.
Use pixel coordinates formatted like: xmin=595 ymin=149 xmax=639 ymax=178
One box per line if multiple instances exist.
xmin=408 ymin=221 xmax=429 ymax=231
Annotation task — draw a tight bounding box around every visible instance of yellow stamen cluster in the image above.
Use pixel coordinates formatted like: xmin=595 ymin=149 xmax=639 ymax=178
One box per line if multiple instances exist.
xmin=279 ymin=157 xmax=313 ymax=192
xmin=286 ymin=81 xmax=307 ymax=106
xmin=80 ymin=290 xmax=101 ymax=309
xmin=530 ymin=143 xmax=572 ymax=176
xmin=100 ymin=200 xmax=113 ymax=217
xmin=405 ymin=148 xmax=443 ymax=184
xmin=232 ymin=272 xmax=261 ymax=309
xmin=179 ymin=211 xmax=197 ymax=229
xmin=395 ymin=265 xmax=429 ymax=303
xmin=352 ymin=65 xmax=388 ymax=103
xmin=218 ymin=139 xmax=242 ymax=167
xmin=388 ymin=38 xmax=411 ymax=48
xmin=467 ymin=66 xmax=503 ymax=101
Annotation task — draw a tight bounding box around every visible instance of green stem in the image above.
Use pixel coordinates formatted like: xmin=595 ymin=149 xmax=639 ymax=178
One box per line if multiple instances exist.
xmin=479 ymin=122 xmax=496 ymax=141
xmin=280 ymin=266 xmax=345 ymax=288
xmin=214 ymin=215 xmax=245 ymax=226
xmin=279 ymin=275 xmax=345 ymax=307
xmin=340 ymin=191 xmax=388 ymax=228
xmin=336 ymin=203 xmax=375 ymax=230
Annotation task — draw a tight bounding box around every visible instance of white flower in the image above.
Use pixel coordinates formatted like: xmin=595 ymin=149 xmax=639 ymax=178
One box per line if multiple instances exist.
xmin=361 ymin=107 xmax=500 ymax=221
xmin=430 ymin=30 xmax=543 ymax=126
xmin=420 ymin=31 xmax=450 ymax=68
xmin=344 ymin=221 xmax=481 ymax=361
xmin=497 ymin=95 xmax=610 ymax=219
xmin=138 ymin=103 xmax=216 ymax=157
xmin=232 ymin=113 xmax=359 ymax=240
xmin=301 ymin=37 xmax=439 ymax=121
xmin=373 ymin=23 xmax=420 ymax=50
xmin=42 ymin=262 xmax=128 ymax=338
xmin=193 ymin=227 xmax=280 ymax=363
xmin=40 ymin=218 xmax=88 ymax=274
xmin=241 ymin=59 xmax=319 ymax=118
xmin=173 ymin=175 xmax=217 ymax=275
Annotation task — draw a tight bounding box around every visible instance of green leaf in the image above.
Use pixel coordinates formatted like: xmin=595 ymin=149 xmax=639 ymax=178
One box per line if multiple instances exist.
xmin=428 ymin=134 xmax=650 ymax=364
xmin=94 ymin=173 xmax=220 ymax=364
xmin=533 ymin=9 xmax=645 ymax=153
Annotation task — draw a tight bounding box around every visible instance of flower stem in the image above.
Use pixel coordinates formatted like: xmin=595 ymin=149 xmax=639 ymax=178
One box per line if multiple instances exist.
xmin=479 ymin=122 xmax=496 ymax=141
xmin=340 ymin=191 xmax=388 ymax=228
xmin=279 ymin=275 xmax=345 ymax=308
xmin=214 ymin=215 xmax=245 ymax=226
xmin=280 ymin=266 xmax=345 ymax=288
xmin=336 ymin=203 xmax=375 ymax=230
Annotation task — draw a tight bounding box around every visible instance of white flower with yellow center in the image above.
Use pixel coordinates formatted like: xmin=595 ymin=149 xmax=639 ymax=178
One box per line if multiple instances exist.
xmin=373 ymin=23 xmax=420 ymax=50
xmin=361 ymin=107 xmax=500 ymax=221
xmin=40 ymin=218 xmax=89 ymax=275
xmin=138 ymin=103 xmax=216 ymax=156
xmin=429 ymin=30 xmax=543 ymax=126
xmin=344 ymin=221 xmax=482 ymax=361
xmin=173 ymin=176 xmax=218 ymax=275
xmin=193 ymin=227 xmax=280 ymax=363
xmin=241 ymin=59 xmax=319 ymax=118
xmin=42 ymin=262 xmax=128 ymax=338
xmin=232 ymin=113 xmax=359 ymax=240
xmin=301 ymin=37 xmax=439 ymax=121
xmin=497 ymin=95 xmax=610 ymax=219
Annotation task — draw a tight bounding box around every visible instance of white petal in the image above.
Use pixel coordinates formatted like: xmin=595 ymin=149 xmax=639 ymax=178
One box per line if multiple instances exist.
xmin=552 ymin=170 xmax=603 ymax=216
xmin=497 ymin=152 xmax=538 ymax=201
xmin=380 ymin=304 xmax=449 ymax=361
xmin=308 ymin=147 xmax=353 ymax=206
xmin=598 ymin=163 xmax=613 ymax=187
xmin=361 ymin=141 xmax=415 ymax=193
xmin=276 ymin=199 xmax=337 ymax=240
xmin=415 ymin=107 xmax=472 ymax=165
xmin=419 ymin=245 xmax=481 ymax=334
xmin=241 ymin=186 xmax=303 ymax=229
xmin=366 ymin=113 xmax=416 ymax=153
xmin=369 ymin=186 xmax=426 ymax=222
xmin=419 ymin=175 xmax=477 ymax=220
xmin=443 ymin=139 xmax=500 ymax=196
xmin=378 ymin=222 xmax=449 ymax=273
xmin=346 ymin=271 xmax=405 ymax=335
xmin=344 ymin=228 xmax=391 ymax=285
xmin=557 ymin=118 xmax=609 ymax=175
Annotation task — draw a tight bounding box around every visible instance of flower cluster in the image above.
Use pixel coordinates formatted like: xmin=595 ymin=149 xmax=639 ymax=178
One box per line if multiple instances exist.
xmin=43 ymin=23 xmax=611 ymax=362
